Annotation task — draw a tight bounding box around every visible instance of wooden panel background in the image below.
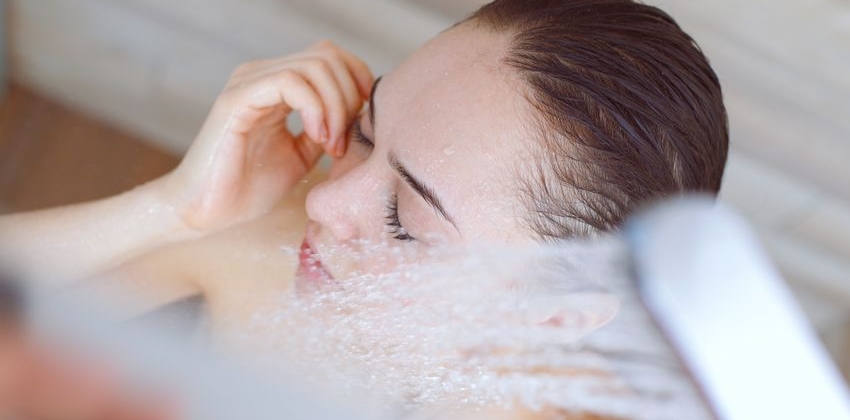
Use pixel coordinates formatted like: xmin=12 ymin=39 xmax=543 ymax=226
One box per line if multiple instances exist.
xmin=0 ymin=86 xmax=178 ymax=211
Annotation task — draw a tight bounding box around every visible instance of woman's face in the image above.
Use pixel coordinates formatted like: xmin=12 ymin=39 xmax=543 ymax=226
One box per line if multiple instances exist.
xmin=302 ymin=24 xmax=536 ymax=283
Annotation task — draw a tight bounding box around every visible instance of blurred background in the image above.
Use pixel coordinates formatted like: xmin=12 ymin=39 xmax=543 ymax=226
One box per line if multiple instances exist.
xmin=0 ymin=0 xmax=848 ymax=380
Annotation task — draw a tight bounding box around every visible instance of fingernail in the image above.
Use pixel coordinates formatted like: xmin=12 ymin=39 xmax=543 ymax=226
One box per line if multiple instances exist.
xmin=335 ymin=135 xmax=347 ymax=157
xmin=330 ymin=137 xmax=340 ymax=157
xmin=318 ymin=123 xmax=329 ymax=144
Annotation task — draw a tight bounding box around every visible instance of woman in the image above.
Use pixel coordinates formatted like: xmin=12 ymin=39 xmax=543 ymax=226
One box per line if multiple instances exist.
xmin=0 ymin=0 xmax=727 ymax=418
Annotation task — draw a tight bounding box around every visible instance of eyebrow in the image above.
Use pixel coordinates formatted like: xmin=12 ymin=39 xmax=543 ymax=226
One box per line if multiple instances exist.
xmin=367 ymin=77 xmax=459 ymax=231
xmin=389 ymin=153 xmax=458 ymax=230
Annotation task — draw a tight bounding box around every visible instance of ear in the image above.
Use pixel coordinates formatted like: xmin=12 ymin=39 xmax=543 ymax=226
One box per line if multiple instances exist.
xmin=525 ymin=292 xmax=620 ymax=338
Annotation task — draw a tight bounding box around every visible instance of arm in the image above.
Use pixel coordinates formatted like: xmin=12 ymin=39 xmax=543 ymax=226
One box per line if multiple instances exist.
xmin=0 ymin=178 xmax=195 ymax=285
xmin=63 ymin=232 xmax=203 ymax=321
xmin=62 ymin=187 xmax=312 ymax=321
xmin=0 ymin=40 xmax=373 ymax=287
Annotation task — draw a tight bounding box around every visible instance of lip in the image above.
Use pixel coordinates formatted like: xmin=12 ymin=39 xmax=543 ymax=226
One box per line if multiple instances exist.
xmin=295 ymin=232 xmax=335 ymax=291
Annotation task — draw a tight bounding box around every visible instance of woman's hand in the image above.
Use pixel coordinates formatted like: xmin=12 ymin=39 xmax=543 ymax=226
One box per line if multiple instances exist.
xmin=165 ymin=41 xmax=373 ymax=232
xmin=0 ymin=41 xmax=372 ymax=284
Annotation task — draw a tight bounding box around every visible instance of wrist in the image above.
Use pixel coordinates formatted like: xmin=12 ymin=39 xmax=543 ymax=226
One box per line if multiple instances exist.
xmin=135 ymin=174 xmax=205 ymax=245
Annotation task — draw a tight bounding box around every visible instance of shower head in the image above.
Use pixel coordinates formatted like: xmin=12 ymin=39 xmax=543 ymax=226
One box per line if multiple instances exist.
xmin=626 ymin=197 xmax=850 ymax=420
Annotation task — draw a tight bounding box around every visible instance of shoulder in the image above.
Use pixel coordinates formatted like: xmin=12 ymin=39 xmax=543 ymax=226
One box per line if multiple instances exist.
xmin=182 ymin=196 xmax=307 ymax=292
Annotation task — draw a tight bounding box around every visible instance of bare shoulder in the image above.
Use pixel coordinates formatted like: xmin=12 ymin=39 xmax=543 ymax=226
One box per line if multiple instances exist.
xmin=158 ymin=167 xmax=322 ymax=292
xmin=186 ymin=198 xmax=307 ymax=292
xmin=74 ymin=170 xmax=321 ymax=322
xmin=181 ymin=170 xmax=323 ymax=334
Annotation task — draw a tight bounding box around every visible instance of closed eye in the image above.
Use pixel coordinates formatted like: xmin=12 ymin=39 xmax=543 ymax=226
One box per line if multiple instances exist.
xmin=350 ymin=118 xmax=374 ymax=148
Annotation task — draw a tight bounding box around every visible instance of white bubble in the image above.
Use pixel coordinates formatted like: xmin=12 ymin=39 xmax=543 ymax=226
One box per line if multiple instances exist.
xmin=237 ymin=239 xmax=711 ymax=420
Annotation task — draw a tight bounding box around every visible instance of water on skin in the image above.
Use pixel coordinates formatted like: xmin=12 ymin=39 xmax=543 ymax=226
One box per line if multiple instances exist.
xmin=237 ymin=238 xmax=713 ymax=420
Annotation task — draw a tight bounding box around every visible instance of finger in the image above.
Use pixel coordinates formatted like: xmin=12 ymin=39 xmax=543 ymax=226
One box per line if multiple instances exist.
xmin=309 ymin=40 xmax=374 ymax=99
xmin=228 ymin=43 xmax=373 ymax=101
xmin=238 ymin=54 xmax=364 ymax=155
xmin=229 ymin=46 xmax=371 ymax=119
xmin=296 ymin=58 xmax=352 ymax=149
xmin=304 ymin=50 xmax=363 ymax=123
xmin=227 ymin=70 xmax=326 ymax=144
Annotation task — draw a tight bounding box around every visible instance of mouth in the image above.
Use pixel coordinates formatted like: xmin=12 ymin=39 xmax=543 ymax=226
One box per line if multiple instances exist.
xmin=296 ymin=236 xmax=335 ymax=291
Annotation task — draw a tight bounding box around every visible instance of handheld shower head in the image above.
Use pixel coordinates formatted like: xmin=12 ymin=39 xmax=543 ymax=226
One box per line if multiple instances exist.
xmin=627 ymin=197 xmax=850 ymax=420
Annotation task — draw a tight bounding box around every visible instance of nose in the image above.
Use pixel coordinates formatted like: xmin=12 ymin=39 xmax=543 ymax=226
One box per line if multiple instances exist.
xmin=305 ymin=161 xmax=380 ymax=243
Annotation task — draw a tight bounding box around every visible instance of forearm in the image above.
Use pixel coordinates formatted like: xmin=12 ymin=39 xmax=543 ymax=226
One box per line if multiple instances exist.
xmin=0 ymin=177 xmax=197 ymax=285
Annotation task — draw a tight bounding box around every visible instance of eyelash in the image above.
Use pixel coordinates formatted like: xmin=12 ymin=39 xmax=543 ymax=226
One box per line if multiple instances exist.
xmin=385 ymin=194 xmax=415 ymax=242
xmin=350 ymin=119 xmax=374 ymax=148
xmin=350 ymin=119 xmax=415 ymax=243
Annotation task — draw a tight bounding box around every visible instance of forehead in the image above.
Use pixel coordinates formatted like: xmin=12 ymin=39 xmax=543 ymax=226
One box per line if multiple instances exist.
xmin=378 ymin=25 xmax=534 ymax=241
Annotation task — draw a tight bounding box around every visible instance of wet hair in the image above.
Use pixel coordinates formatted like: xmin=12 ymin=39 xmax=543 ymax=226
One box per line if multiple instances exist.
xmin=467 ymin=0 xmax=728 ymax=239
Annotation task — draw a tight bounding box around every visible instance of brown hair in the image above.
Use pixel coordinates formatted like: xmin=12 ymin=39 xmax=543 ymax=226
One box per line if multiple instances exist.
xmin=467 ymin=0 xmax=728 ymax=239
